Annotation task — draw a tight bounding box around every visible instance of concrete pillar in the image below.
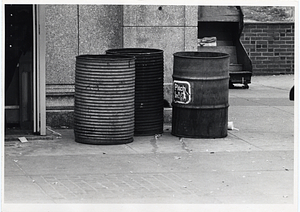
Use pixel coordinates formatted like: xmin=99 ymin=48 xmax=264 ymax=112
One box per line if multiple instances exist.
xmin=45 ymin=5 xmax=78 ymax=86
xmin=45 ymin=5 xmax=123 ymax=127
xmin=78 ymin=5 xmax=123 ymax=54
xmin=45 ymin=5 xmax=78 ymax=127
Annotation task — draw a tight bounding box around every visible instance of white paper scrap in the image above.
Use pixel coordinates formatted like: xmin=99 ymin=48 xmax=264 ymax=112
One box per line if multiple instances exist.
xmin=18 ymin=137 xmax=28 ymax=143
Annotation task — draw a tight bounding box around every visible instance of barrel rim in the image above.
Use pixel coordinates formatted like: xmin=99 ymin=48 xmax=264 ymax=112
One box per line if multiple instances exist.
xmin=76 ymin=54 xmax=135 ymax=61
xmin=173 ymin=51 xmax=230 ymax=59
xmin=106 ymin=48 xmax=164 ymax=55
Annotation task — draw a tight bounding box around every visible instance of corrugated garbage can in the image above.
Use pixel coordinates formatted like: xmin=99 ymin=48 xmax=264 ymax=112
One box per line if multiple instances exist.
xmin=74 ymin=54 xmax=135 ymax=144
xmin=106 ymin=48 xmax=164 ymax=136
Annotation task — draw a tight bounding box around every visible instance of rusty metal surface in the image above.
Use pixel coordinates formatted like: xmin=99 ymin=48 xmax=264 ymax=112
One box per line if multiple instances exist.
xmin=172 ymin=52 xmax=230 ymax=138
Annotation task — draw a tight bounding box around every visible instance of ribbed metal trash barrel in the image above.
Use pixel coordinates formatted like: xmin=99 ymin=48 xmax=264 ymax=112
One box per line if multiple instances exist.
xmin=74 ymin=55 xmax=135 ymax=144
xmin=172 ymin=52 xmax=230 ymax=138
xmin=106 ymin=48 xmax=164 ymax=136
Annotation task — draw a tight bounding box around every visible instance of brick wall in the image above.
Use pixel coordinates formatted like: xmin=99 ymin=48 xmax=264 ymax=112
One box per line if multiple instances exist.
xmin=240 ymin=22 xmax=294 ymax=75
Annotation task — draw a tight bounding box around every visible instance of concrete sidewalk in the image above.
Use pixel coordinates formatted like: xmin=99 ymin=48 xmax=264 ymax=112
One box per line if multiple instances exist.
xmin=3 ymin=75 xmax=297 ymax=211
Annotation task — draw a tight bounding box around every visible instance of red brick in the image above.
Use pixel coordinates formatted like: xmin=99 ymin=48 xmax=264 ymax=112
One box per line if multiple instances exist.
xmin=263 ymin=56 xmax=280 ymax=61
xmin=257 ymin=41 xmax=268 ymax=45
xmin=276 ymin=41 xmax=287 ymax=45
xmin=268 ymin=44 xmax=280 ymax=48
xmin=280 ymin=45 xmax=293 ymax=48
xmin=255 ymin=64 xmax=268 ymax=69
xmin=242 ymin=40 xmax=251 ymax=45
xmin=240 ymin=22 xmax=294 ymax=75
xmin=262 ymin=53 xmax=274 ymax=56
xmin=256 ymin=56 xmax=269 ymax=60
xmin=253 ymin=60 xmax=264 ymax=64
xmin=280 ymin=37 xmax=293 ymax=41
xmin=274 ymin=48 xmax=287 ymax=52
xmin=251 ymin=29 xmax=263 ymax=33
xmin=256 ymin=48 xmax=268 ymax=52
xmin=251 ymin=37 xmax=265 ymax=41
xmin=245 ymin=33 xmax=257 ymax=37
xmin=279 ymin=52 xmax=294 ymax=56
xmin=250 ymin=53 xmax=262 ymax=57
xmin=286 ymin=33 xmax=294 ymax=37
xmin=268 ymin=64 xmax=282 ymax=68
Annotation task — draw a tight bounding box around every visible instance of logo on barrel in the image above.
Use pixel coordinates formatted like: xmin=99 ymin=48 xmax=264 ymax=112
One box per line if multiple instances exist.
xmin=173 ymin=80 xmax=191 ymax=104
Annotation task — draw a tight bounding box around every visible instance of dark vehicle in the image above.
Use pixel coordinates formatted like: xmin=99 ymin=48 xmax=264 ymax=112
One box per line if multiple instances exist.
xmin=290 ymin=86 xmax=294 ymax=101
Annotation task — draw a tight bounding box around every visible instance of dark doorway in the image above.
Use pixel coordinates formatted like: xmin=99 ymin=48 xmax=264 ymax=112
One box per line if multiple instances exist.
xmin=5 ymin=5 xmax=34 ymax=134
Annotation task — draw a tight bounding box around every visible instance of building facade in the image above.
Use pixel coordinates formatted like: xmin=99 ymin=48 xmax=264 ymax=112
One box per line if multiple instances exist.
xmin=45 ymin=5 xmax=198 ymax=128
xmin=4 ymin=5 xmax=294 ymax=134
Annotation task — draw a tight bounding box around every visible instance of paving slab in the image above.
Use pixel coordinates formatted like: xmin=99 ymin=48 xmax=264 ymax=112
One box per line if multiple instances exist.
xmin=3 ymin=75 xmax=296 ymax=211
xmin=4 ymin=151 xmax=294 ymax=204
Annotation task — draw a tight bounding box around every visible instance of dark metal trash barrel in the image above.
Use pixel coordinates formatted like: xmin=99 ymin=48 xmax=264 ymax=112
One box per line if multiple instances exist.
xmin=74 ymin=55 xmax=135 ymax=144
xmin=172 ymin=52 xmax=230 ymax=138
xmin=106 ymin=48 xmax=164 ymax=136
